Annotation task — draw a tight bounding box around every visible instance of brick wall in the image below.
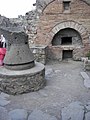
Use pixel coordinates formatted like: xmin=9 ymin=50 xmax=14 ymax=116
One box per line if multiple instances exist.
xmin=36 ymin=0 xmax=90 ymax=61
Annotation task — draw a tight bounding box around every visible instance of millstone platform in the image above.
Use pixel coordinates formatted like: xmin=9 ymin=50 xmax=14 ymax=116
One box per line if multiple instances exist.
xmin=0 ymin=27 xmax=45 ymax=95
xmin=0 ymin=62 xmax=45 ymax=95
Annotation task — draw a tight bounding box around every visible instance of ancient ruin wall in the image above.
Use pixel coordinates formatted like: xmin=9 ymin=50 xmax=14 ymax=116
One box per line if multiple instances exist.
xmin=35 ymin=0 xmax=90 ymax=61
xmin=10 ymin=10 xmax=38 ymax=47
xmin=36 ymin=0 xmax=90 ymax=45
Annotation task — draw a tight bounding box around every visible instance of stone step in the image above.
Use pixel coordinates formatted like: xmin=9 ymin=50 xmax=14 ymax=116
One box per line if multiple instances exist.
xmin=80 ymin=72 xmax=89 ymax=80
xmin=84 ymin=79 xmax=90 ymax=88
xmin=80 ymin=72 xmax=90 ymax=88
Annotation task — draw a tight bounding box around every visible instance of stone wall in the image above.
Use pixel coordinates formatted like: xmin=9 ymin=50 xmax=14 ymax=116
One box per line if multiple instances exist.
xmin=35 ymin=0 xmax=90 ymax=61
xmin=31 ymin=45 xmax=47 ymax=64
xmin=1 ymin=0 xmax=90 ymax=63
xmin=10 ymin=10 xmax=38 ymax=47
xmin=0 ymin=15 xmax=13 ymax=27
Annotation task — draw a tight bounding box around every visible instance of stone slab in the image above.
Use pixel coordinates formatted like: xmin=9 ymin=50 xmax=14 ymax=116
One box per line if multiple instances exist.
xmin=0 ymin=97 xmax=10 ymax=107
xmin=28 ymin=110 xmax=57 ymax=120
xmin=61 ymin=102 xmax=84 ymax=120
xmin=80 ymin=72 xmax=89 ymax=79
xmin=84 ymin=79 xmax=90 ymax=88
xmin=0 ymin=106 xmax=11 ymax=120
xmin=0 ymin=62 xmax=44 ymax=76
xmin=9 ymin=109 xmax=28 ymax=120
xmin=0 ymin=92 xmax=10 ymax=98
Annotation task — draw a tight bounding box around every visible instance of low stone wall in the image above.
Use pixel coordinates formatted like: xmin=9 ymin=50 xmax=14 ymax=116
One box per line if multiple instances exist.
xmin=46 ymin=45 xmax=84 ymax=61
xmin=0 ymin=62 xmax=45 ymax=95
xmin=31 ymin=45 xmax=47 ymax=64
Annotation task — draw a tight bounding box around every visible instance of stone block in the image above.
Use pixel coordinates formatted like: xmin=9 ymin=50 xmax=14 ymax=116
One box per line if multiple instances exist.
xmin=28 ymin=110 xmax=57 ymax=120
xmin=80 ymin=72 xmax=89 ymax=79
xmin=61 ymin=102 xmax=84 ymax=120
xmin=9 ymin=109 xmax=28 ymax=120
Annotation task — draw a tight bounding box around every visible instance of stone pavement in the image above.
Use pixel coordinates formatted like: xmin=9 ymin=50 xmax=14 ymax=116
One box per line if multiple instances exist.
xmin=80 ymin=72 xmax=90 ymax=88
xmin=1 ymin=60 xmax=90 ymax=120
xmin=1 ymin=92 xmax=90 ymax=120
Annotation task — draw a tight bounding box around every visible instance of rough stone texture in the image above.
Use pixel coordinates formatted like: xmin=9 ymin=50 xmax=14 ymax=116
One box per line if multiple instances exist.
xmin=85 ymin=112 xmax=90 ymax=120
xmin=80 ymin=72 xmax=89 ymax=79
xmin=84 ymin=79 xmax=90 ymax=88
xmin=84 ymin=60 xmax=90 ymax=71
xmin=1 ymin=0 xmax=90 ymax=63
xmin=35 ymin=0 xmax=90 ymax=61
xmin=61 ymin=102 xmax=85 ymax=120
xmin=0 ymin=15 xmax=14 ymax=27
xmin=0 ymin=92 xmax=10 ymax=98
xmin=86 ymin=102 xmax=90 ymax=111
xmin=0 ymin=27 xmax=35 ymax=70
xmin=0 ymin=62 xmax=45 ymax=95
xmin=10 ymin=10 xmax=37 ymax=47
xmin=0 ymin=106 xmax=11 ymax=120
xmin=52 ymin=28 xmax=82 ymax=46
xmin=28 ymin=110 xmax=57 ymax=120
xmin=31 ymin=45 xmax=47 ymax=64
xmin=9 ymin=109 xmax=28 ymax=120
xmin=0 ymin=92 xmax=10 ymax=107
xmin=1 ymin=61 xmax=90 ymax=119
xmin=80 ymin=72 xmax=90 ymax=88
xmin=82 ymin=0 xmax=90 ymax=5
xmin=0 ymin=97 xmax=10 ymax=107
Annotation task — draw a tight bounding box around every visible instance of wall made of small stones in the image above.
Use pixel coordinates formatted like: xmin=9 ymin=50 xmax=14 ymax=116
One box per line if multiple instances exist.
xmin=31 ymin=45 xmax=47 ymax=64
xmin=0 ymin=65 xmax=45 ymax=95
xmin=10 ymin=10 xmax=38 ymax=47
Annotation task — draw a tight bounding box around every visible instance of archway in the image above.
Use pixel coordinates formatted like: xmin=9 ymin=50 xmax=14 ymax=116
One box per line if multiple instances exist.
xmin=49 ymin=21 xmax=89 ymax=45
xmin=52 ymin=28 xmax=82 ymax=46
xmin=47 ymin=21 xmax=89 ymax=61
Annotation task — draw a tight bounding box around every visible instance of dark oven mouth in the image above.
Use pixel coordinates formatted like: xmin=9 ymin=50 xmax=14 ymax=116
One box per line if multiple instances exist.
xmin=61 ymin=37 xmax=72 ymax=45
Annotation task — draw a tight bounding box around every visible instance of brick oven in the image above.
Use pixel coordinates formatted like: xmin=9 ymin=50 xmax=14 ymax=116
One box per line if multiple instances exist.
xmin=34 ymin=0 xmax=90 ymax=62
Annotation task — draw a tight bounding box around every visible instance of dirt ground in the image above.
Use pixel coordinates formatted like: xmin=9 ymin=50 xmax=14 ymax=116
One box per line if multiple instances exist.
xmin=5 ymin=60 xmax=90 ymax=119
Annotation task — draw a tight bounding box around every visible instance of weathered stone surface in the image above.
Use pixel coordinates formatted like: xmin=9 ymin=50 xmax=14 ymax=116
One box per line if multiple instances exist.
xmin=0 ymin=62 xmax=45 ymax=95
xmin=84 ymin=60 xmax=90 ymax=71
xmin=0 ymin=106 xmax=11 ymax=120
xmin=28 ymin=110 xmax=57 ymax=120
xmin=9 ymin=109 xmax=28 ymax=120
xmin=61 ymin=102 xmax=84 ymax=120
xmin=85 ymin=112 xmax=90 ymax=120
xmin=10 ymin=10 xmax=37 ymax=47
xmin=0 ymin=15 xmax=13 ymax=27
xmin=0 ymin=27 xmax=35 ymax=70
xmin=0 ymin=92 xmax=10 ymax=106
xmin=80 ymin=72 xmax=89 ymax=79
xmin=31 ymin=45 xmax=47 ymax=64
xmin=0 ymin=92 xmax=10 ymax=98
xmin=45 ymin=68 xmax=54 ymax=76
xmin=0 ymin=97 xmax=10 ymax=107
xmin=84 ymin=79 xmax=90 ymax=88
xmin=35 ymin=0 xmax=90 ymax=62
xmin=80 ymin=72 xmax=90 ymax=88
xmin=82 ymin=0 xmax=90 ymax=5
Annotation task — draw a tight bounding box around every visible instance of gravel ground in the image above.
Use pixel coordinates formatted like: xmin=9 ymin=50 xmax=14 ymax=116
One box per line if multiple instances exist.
xmin=3 ymin=60 xmax=90 ymax=119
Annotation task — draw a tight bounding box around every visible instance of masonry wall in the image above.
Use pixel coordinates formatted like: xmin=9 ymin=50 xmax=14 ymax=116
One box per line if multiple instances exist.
xmin=35 ymin=0 xmax=90 ymax=61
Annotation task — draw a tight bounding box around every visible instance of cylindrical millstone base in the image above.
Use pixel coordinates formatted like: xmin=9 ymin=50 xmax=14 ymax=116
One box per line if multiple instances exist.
xmin=0 ymin=62 xmax=45 ymax=95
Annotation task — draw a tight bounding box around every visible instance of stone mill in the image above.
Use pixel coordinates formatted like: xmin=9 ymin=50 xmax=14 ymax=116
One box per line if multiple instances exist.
xmin=0 ymin=27 xmax=45 ymax=95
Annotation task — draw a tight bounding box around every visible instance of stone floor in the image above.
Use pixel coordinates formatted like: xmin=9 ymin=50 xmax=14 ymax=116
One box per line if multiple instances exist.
xmin=1 ymin=60 xmax=90 ymax=120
